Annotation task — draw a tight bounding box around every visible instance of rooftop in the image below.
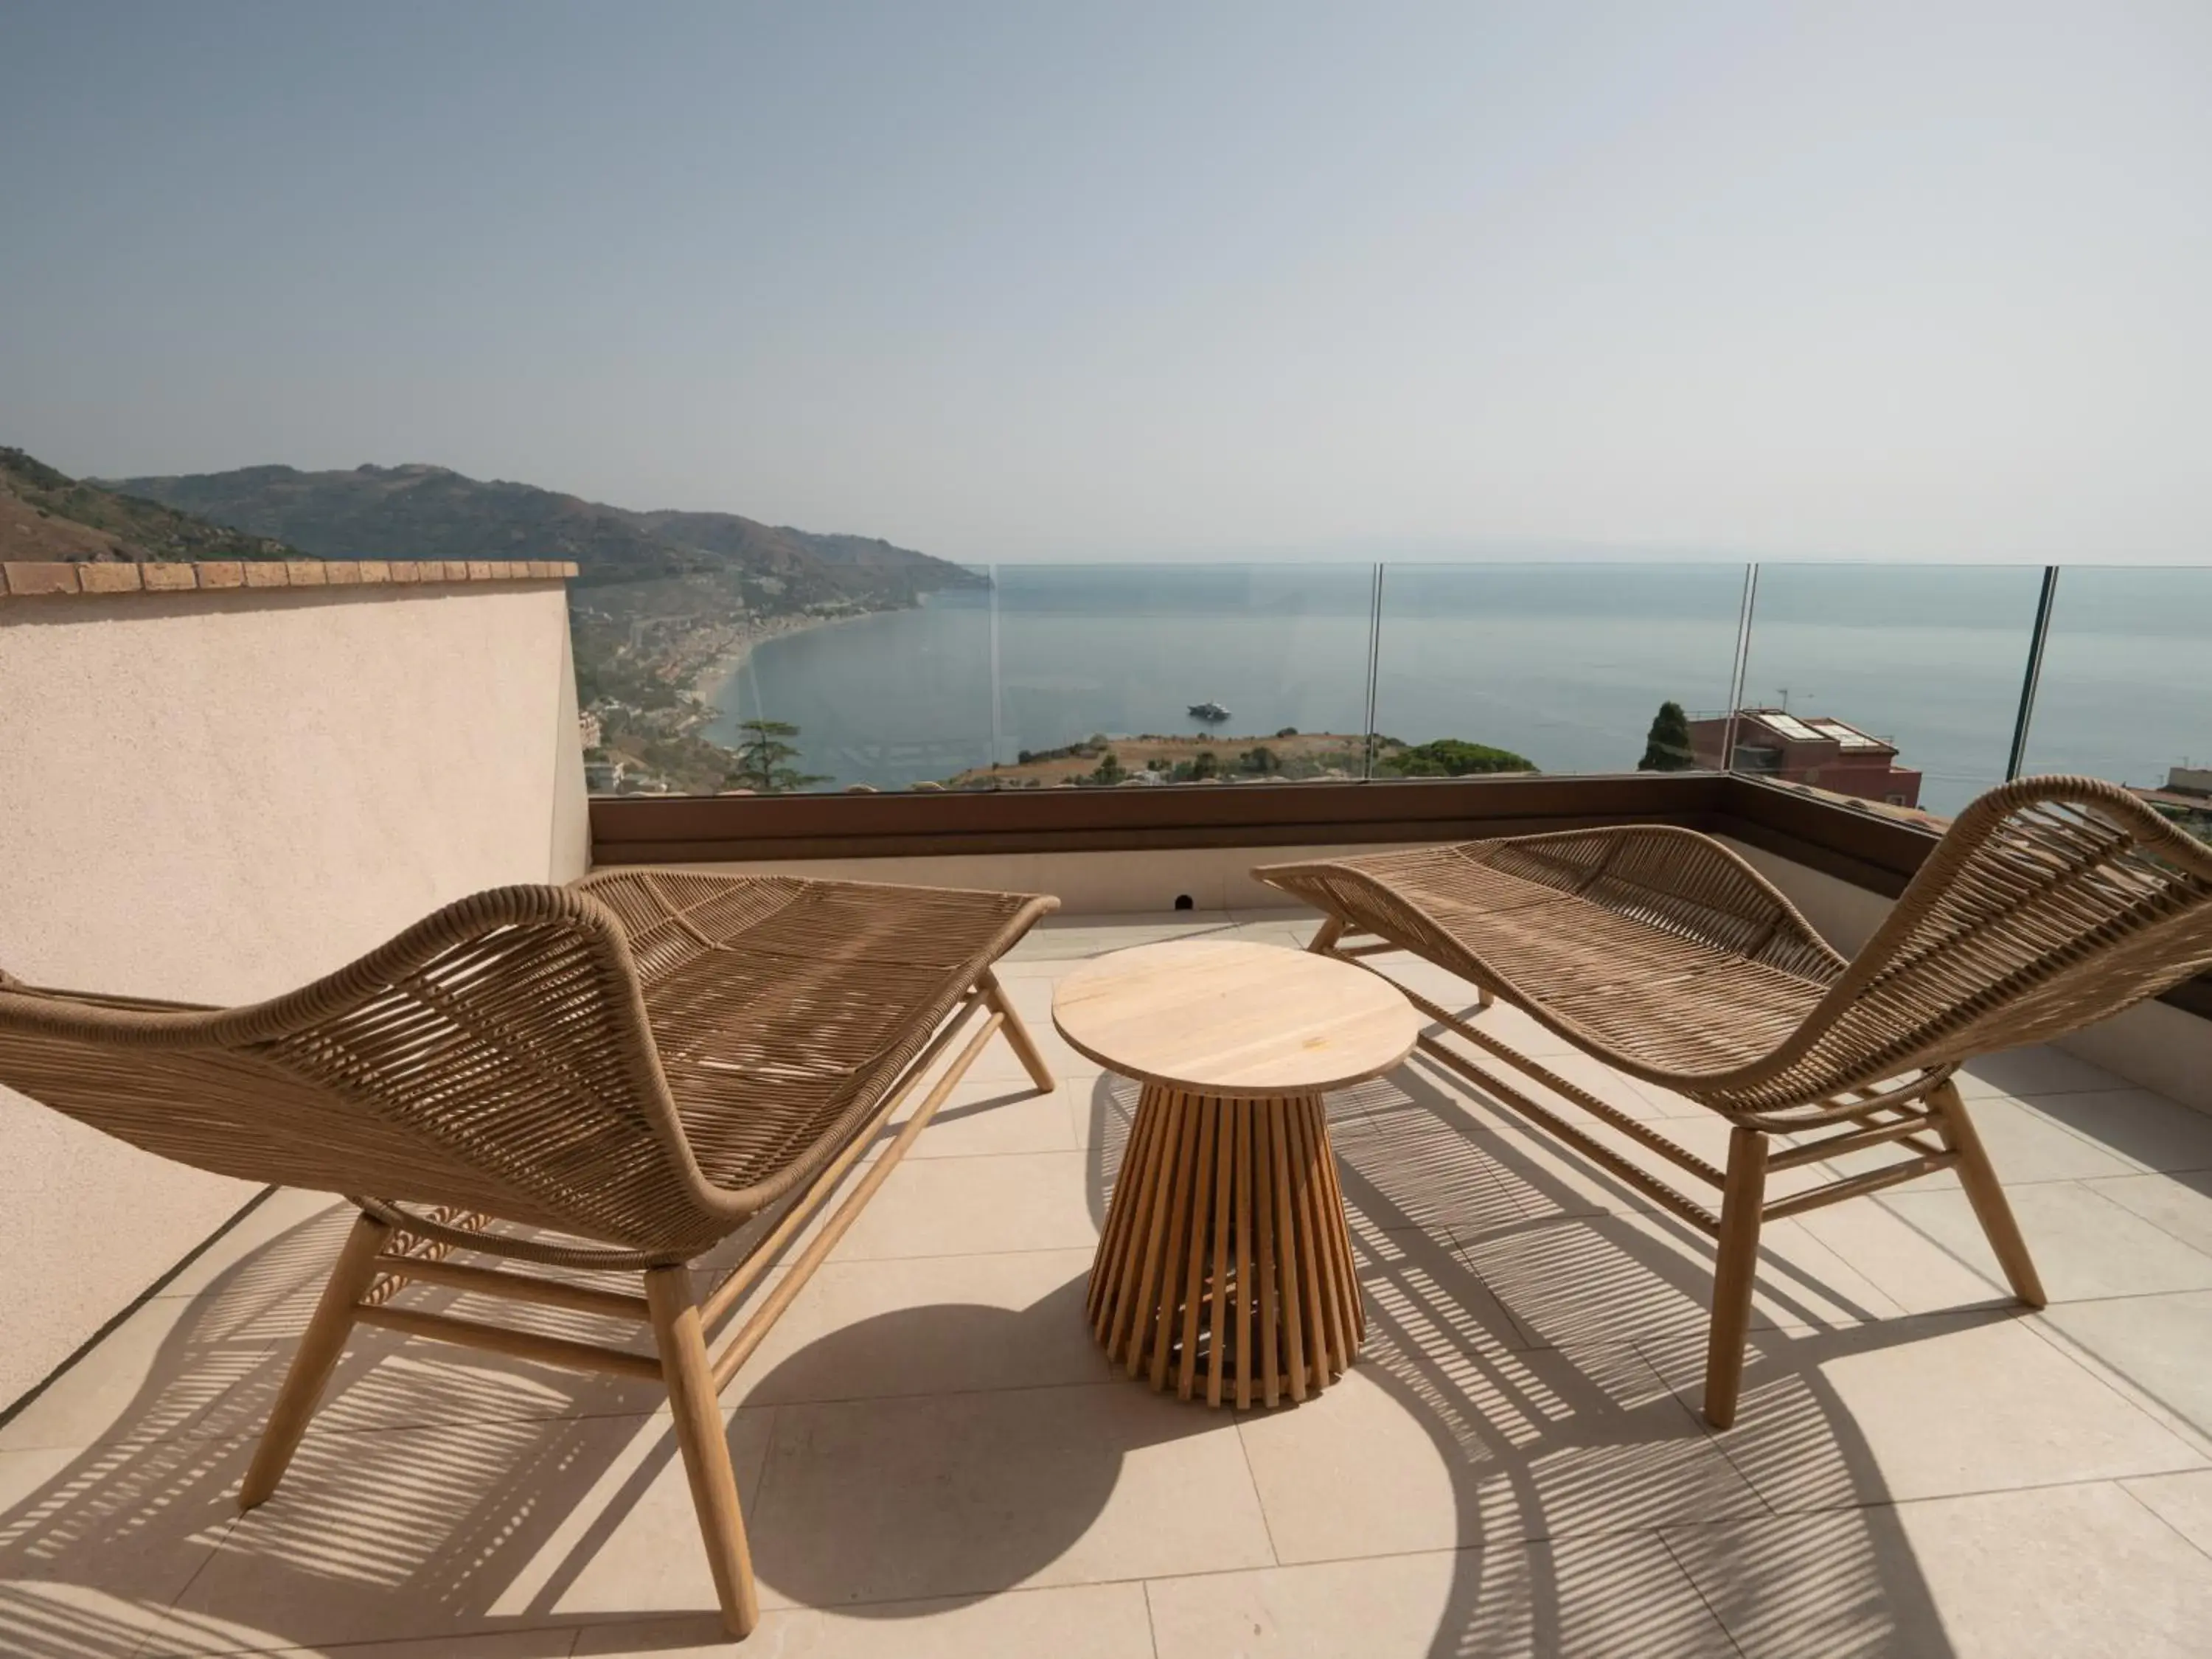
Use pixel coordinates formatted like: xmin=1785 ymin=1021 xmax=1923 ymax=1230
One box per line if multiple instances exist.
xmin=7 ymin=907 xmax=2211 ymax=1658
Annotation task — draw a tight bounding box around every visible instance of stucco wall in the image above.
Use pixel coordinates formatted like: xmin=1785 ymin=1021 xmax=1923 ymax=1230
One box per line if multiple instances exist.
xmin=0 ymin=578 xmax=587 ymax=1408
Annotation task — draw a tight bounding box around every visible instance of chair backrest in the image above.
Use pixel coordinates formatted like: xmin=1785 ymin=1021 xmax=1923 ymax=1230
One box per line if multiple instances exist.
xmin=0 ymin=885 xmax=726 ymax=1253
xmin=1731 ymin=776 xmax=2212 ymax=1110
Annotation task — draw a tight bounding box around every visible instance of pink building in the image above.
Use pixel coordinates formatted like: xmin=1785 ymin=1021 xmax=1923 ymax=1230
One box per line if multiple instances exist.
xmin=1688 ymin=709 xmax=1923 ymax=807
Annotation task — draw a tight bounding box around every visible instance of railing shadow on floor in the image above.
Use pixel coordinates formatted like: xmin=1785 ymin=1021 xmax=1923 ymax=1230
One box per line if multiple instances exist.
xmin=0 ymin=1016 xmax=1987 ymax=1658
xmin=0 ymin=1197 xmax=799 ymax=1656
xmin=1072 ymin=1036 xmax=1972 ymax=1659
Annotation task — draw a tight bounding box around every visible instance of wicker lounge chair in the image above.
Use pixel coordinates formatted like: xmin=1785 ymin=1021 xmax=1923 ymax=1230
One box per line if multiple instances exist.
xmin=1257 ymin=777 xmax=2212 ymax=1427
xmin=0 ymin=869 xmax=1059 ymax=1638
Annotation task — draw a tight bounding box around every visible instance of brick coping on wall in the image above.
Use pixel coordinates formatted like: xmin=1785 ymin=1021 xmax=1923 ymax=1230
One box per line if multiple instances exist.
xmin=0 ymin=559 xmax=580 ymax=598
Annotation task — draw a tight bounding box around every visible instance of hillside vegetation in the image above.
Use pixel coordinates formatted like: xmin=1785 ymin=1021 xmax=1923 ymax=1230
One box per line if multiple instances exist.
xmin=1 ymin=448 xmax=300 ymax=563
xmin=111 ymin=462 xmax=980 ymax=605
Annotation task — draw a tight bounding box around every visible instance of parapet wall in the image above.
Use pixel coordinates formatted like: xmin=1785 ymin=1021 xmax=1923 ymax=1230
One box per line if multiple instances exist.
xmin=0 ymin=563 xmax=589 ymax=1409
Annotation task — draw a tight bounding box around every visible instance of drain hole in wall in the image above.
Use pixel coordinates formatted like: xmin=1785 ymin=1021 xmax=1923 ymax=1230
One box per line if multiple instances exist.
xmin=1173 ymin=894 xmax=1194 ymax=911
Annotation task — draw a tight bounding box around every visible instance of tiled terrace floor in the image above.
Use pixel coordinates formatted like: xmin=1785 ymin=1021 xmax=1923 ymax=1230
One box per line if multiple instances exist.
xmin=7 ymin=909 xmax=2212 ymax=1656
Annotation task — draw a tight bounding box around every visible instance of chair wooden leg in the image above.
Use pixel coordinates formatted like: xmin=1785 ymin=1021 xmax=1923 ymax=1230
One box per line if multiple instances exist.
xmin=1930 ymin=1080 xmax=2047 ymax=1308
xmin=646 ymin=1266 xmax=759 ymax=1639
xmin=1703 ymin=1127 xmax=1770 ymax=1430
xmin=240 ymin=1209 xmax=393 ymax=1510
xmin=1307 ymin=917 xmax=1345 ymax=955
xmin=980 ymin=970 xmax=1056 ymax=1093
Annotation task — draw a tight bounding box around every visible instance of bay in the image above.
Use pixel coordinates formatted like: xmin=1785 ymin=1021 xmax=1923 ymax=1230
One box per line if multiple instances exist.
xmin=705 ymin=563 xmax=2212 ymax=818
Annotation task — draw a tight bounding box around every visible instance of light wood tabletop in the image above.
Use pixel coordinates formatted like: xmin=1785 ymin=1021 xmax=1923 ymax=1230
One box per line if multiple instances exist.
xmin=1051 ymin=937 xmax=1422 ymax=1098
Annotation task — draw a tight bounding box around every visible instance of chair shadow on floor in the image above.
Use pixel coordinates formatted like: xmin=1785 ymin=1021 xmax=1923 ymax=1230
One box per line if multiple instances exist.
xmin=0 ymin=1030 xmax=1985 ymax=1658
xmin=1068 ymin=1046 xmax=1975 ymax=1659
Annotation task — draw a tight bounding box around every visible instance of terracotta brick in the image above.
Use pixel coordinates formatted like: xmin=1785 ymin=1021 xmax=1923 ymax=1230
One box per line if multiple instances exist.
xmin=323 ymin=563 xmax=361 ymax=585
xmin=285 ymin=560 xmax=327 ymax=586
xmin=389 ymin=560 xmax=420 ymax=582
xmin=196 ymin=562 xmax=246 ymax=589
xmin=466 ymin=560 xmax=494 ymax=580
xmin=357 ymin=560 xmax=391 ymax=583
xmin=76 ymin=563 xmax=145 ymax=594
xmin=2 ymin=563 xmax=81 ymax=595
xmin=243 ymin=561 xmax=291 ymax=588
xmin=558 ymin=561 xmax=580 ymax=578
xmin=526 ymin=560 xmax=553 ymax=578
xmin=442 ymin=561 xmax=471 ymax=582
xmin=141 ymin=563 xmax=201 ymax=591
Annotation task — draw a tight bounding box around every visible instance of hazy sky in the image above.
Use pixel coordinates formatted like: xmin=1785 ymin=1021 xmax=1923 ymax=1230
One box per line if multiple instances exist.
xmin=4 ymin=2 xmax=2207 ymax=563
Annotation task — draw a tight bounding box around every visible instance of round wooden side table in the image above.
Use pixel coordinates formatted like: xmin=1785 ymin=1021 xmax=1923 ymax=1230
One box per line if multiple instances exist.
xmin=1054 ymin=938 xmax=1421 ymax=1409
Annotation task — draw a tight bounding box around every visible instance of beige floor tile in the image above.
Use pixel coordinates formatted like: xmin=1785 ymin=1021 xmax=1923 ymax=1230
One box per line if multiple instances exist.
xmin=152 ymin=1188 xmax=354 ymax=1301
xmin=1068 ymin=1069 xmax=1146 ymax=1158
xmin=2122 ymin=1467 xmax=2212 ymax=1556
xmin=1144 ymin=1533 xmax=1736 ymax=1658
xmin=1329 ymin=1077 xmax=1531 ymax=1244
xmin=1349 ymin=1214 xmax=1528 ymax=1365
xmin=720 ymin=1248 xmax=1107 ymax=1408
xmin=1641 ymin=1310 xmax=2204 ymax=1511
xmin=0 ymin=1294 xmax=279 ymax=1454
xmin=2020 ymin=1088 xmax=2212 ymax=1175
xmin=161 ymin=1409 xmax=772 ymax=1651
xmin=1466 ymin=1102 xmax=1837 ymax=1222
xmin=0 ymin=1441 xmax=242 ymax=1655
xmin=1006 ymin=914 xmax=1237 ymax=961
xmin=1955 ymin=1045 xmax=2127 ymax=1099
xmin=1458 ymin=1210 xmax=1901 ymax=1357
xmin=1792 ymin=1194 xmax=2023 ymax=1315
xmin=1879 ymin=1181 xmax=2212 ymax=1301
xmin=574 ymin=1580 xmax=1154 ymax=1657
xmin=1815 ymin=1096 xmax=2138 ymax=1190
xmin=1200 ymin=918 xmax=1315 ymax=950
xmin=2084 ymin=1169 xmax=2212 ymax=1256
xmin=746 ymin=1382 xmax=1273 ymax=1607
xmin=1664 ymin=1481 xmax=2212 ymax=1658
xmin=262 ymin=1635 xmax=575 ymax=1658
xmin=902 ymin=1077 xmax=1077 ymax=1159
xmin=962 ymin=987 xmax=1104 ymax=1088
xmin=828 ymin=1151 xmax=1100 ymax=1262
xmin=1234 ymin=1347 xmax=1761 ymax=1565
xmin=1221 ymin=905 xmax=1326 ymax=940
xmin=2037 ymin=1291 xmax=2212 ymax=1438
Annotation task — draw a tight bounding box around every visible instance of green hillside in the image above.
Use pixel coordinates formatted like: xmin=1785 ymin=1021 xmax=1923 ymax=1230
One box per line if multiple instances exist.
xmin=111 ymin=462 xmax=982 ymax=605
xmin=1 ymin=448 xmax=300 ymax=563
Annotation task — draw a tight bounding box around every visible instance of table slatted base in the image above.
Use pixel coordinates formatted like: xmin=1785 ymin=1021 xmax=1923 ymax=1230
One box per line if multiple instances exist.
xmin=1088 ymin=1082 xmax=1365 ymax=1408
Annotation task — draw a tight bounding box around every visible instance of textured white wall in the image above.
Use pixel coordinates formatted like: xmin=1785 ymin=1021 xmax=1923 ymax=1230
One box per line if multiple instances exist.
xmin=0 ymin=580 xmax=586 ymax=1408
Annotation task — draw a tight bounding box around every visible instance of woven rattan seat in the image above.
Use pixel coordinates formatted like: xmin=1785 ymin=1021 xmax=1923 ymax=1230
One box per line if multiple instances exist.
xmin=0 ymin=869 xmax=1060 ymax=1638
xmin=1259 ymin=776 xmax=2212 ymax=1427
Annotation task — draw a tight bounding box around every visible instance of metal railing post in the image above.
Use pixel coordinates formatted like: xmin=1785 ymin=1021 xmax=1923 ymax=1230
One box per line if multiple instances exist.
xmin=2005 ymin=566 xmax=2061 ymax=782
xmin=1720 ymin=563 xmax=1759 ymax=773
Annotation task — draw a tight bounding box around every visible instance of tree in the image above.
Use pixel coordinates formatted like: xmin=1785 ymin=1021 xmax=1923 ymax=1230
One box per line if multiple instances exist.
xmin=727 ymin=717 xmax=829 ymax=793
xmin=1239 ymin=745 xmax=1281 ymax=776
xmin=1381 ymin=737 xmax=1535 ymax=776
xmin=1638 ymin=700 xmax=1695 ymax=771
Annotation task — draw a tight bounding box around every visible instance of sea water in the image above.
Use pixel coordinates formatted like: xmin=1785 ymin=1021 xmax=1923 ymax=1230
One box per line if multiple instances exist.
xmin=704 ymin=563 xmax=2211 ymax=816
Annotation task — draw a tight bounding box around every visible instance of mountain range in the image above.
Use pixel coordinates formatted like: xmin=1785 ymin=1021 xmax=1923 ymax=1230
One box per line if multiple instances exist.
xmin=2 ymin=447 xmax=302 ymax=563
xmin=108 ymin=462 xmax=979 ymax=604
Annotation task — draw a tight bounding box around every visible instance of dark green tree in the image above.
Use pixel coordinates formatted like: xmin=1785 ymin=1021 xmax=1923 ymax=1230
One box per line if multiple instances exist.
xmin=1381 ymin=737 xmax=1535 ymax=776
xmin=727 ymin=718 xmax=829 ymax=793
xmin=1638 ymin=700 xmax=1695 ymax=771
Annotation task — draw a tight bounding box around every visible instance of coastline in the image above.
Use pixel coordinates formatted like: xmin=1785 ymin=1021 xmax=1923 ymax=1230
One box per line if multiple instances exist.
xmin=688 ymin=606 xmax=881 ymax=714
